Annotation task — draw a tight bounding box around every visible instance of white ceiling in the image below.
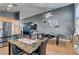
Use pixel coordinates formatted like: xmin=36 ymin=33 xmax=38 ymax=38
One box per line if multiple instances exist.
xmin=0 ymin=3 xmax=72 ymax=19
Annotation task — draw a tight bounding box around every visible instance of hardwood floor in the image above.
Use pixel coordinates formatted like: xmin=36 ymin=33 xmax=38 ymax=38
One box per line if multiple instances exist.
xmin=0 ymin=46 xmax=8 ymax=55
xmin=46 ymin=39 xmax=75 ymax=55
xmin=0 ymin=39 xmax=76 ymax=55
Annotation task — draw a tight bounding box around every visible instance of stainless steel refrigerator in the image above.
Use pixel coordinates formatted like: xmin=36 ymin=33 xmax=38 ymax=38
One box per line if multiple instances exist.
xmin=0 ymin=22 xmax=13 ymax=47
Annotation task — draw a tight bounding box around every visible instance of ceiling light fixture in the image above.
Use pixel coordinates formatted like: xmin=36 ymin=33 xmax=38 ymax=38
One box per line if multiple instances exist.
xmin=43 ymin=12 xmax=60 ymax=27
xmin=5 ymin=4 xmax=17 ymax=10
xmin=45 ymin=12 xmax=54 ymax=18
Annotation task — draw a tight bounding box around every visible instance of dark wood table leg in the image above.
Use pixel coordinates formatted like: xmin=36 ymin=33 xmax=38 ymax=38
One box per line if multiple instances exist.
xmin=8 ymin=42 xmax=11 ymax=55
xmin=56 ymin=35 xmax=59 ymax=45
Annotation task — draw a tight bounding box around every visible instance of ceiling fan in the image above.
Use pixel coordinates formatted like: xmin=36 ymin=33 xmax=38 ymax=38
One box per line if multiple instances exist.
xmin=43 ymin=12 xmax=60 ymax=28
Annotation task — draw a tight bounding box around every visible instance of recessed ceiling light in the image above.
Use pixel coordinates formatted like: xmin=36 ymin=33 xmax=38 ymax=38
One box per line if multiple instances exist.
xmin=5 ymin=7 xmax=10 ymax=10
xmin=8 ymin=4 xmax=17 ymax=8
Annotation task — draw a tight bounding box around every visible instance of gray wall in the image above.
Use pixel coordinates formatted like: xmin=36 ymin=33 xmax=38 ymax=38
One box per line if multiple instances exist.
xmin=22 ymin=4 xmax=74 ymax=36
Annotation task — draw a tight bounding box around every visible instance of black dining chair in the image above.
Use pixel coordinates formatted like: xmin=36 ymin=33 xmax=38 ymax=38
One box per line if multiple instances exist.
xmin=31 ymin=38 xmax=48 ymax=55
xmin=39 ymin=38 xmax=48 ymax=55
xmin=32 ymin=34 xmax=48 ymax=55
xmin=12 ymin=44 xmax=24 ymax=55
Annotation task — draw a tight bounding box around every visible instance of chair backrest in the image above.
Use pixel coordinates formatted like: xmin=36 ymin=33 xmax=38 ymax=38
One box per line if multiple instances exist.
xmin=39 ymin=38 xmax=48 ymax=55
xmin=73 ymin=35 xmax=79 ymax=44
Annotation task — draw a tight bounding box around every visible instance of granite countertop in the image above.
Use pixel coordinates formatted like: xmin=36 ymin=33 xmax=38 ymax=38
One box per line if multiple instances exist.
xmin=8 ymin=39 xmax=42 ymax=54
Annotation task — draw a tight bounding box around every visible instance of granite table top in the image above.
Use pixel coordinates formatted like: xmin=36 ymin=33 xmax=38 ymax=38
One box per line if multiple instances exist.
xmin=8 ymin=39 xmax=42 ymax=54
